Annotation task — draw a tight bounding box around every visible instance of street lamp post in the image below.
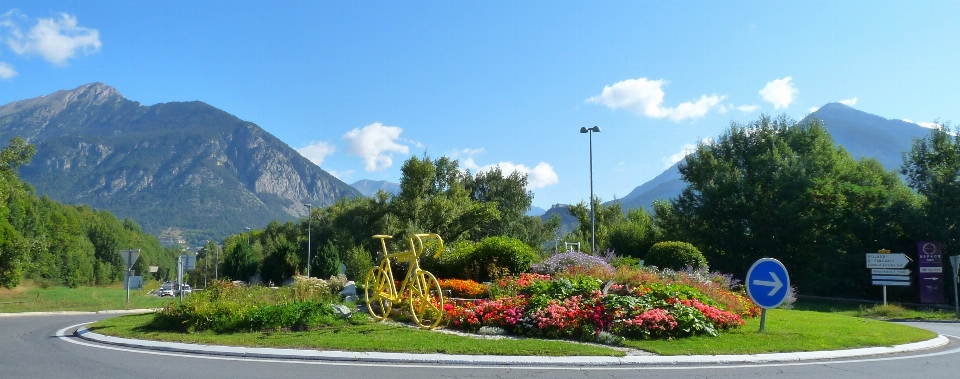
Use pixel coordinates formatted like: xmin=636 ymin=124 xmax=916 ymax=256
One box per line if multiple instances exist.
xmin=580 ymin=126 xmax=601 ymax=253
xmin=244 ymin=227 xmax=251 ymax=245
xmin=303 ymin=203 xmax=312 ymax=277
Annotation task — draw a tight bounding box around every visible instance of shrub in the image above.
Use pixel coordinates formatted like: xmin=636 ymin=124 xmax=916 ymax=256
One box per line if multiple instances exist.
xmin=421 ymin=240 xmax=474 ymax=280
xmin=464 ymin=237 xmax=537 ymax=282
xmin=644 ymin=241 xmax=707 ymax=271
xmin=152 ymin=278 xmax=358 ymax=333
xmin=341 ymin=246 xmax=373 ymax=282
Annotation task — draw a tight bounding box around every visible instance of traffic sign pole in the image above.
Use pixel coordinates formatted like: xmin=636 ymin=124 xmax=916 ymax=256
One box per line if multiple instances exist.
xmin=951 ymin=255 xmax=960 ymax=319
xmin=746 ymin=258 xmax=790 ymax=333
xmin=866 ymin=250 xmax=911 ymax=305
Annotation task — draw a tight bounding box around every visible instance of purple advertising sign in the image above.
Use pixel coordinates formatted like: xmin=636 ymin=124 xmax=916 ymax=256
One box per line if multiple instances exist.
xmin=918 ymin=242 xmax=945 ymax=304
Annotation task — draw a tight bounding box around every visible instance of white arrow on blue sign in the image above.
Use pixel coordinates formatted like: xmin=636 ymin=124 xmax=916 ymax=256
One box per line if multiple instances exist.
xmin=746 ymin=258 xmax=791 ymax=309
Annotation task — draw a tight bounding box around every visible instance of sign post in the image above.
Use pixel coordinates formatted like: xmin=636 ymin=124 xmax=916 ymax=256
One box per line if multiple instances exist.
xmin=951 ymin=255 xmax=959 ymax=319
xmin=119 ymin=249 xmax=140 ymax=305
xmin=918 ymin=242 xmax=945 ymax=304
xmin=866 ymin=250 xmax=911 ymax=305
xmin=746 ymin=258 xmax=790 ymax=332
xmin=177 ymin=253 xmax=196 ymax=303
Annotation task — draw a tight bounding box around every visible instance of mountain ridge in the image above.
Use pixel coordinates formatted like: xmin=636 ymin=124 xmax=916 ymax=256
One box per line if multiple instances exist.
xmin=0 ymin=83 xmax=361 ymax=244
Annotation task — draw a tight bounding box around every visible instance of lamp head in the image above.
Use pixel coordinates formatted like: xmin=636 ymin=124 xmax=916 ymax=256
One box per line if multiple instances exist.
xmin=591 ymin=126 xmax=601 ymax=133
xmin=580 ymin=127 xmax=588 ymax=133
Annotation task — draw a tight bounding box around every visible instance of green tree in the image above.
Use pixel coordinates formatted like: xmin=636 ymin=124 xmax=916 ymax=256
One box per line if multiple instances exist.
xmin=901 ymin=123 xmax=960 ymax=253
xmin=260 ymin=236 xmax=300 ymax=285
xmin=665 ymin=115 xmax=919 ymax=297
xmin=222 ymin=239 xmax=259 ymax=281
xmin=391 ymin=155 xmax=498 ymax=243
xmin=607 ymin=207 xmax=660 ymax=258
xmin=313 ymin=240 xmax=342 ymax=279
xmin=0 ymin=136 xmax=35 ymax=287
xmin=566 ymin=198 xmax=627 ymax=253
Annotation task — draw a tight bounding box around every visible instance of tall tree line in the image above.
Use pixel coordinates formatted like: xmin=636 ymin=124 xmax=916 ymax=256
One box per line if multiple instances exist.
xmin=0 ymin=136 xmax=177 ymax=288
xmin=219 ymin=155 xmax=560 ymax=283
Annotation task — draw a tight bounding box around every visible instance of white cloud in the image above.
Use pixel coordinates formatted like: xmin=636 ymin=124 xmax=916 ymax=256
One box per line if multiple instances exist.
xmin=478 ymin=161 xmax=558 ymax=189
xmin=342 ymin=122 xmax=410 ymax=171
xmin=808 ymin=107 xmax=819 ymax=114
xmin=3 ymin=12 xmax=101 ymax=65
xmin=737 ymin=104 xmax=759 ymax=112
xmin=448 ymin=147 xmax=485 ymax=171
xmin=839 ymin=97 xmax=858 ymax=106
xmin=718 ymin=104 xmax=728 ymax=114
xmin=586 ymin=78 xmax=725 ymax=122
xmin=0 ymin=61 xmax=15 ymax=79
xmin=662 ymin=144 xmax=696 ymax=168
xmin=759 ymin=76 xmax=797 ymax=109
xmin=297 ymin=140 xmax=336 ymax=166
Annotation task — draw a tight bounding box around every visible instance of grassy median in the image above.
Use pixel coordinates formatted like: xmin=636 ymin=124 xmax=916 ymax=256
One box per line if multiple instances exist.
xmin=89 ymin=308 xmax=936 ymax=356
xmin=0 ymin=282 xmax=174 ymax=313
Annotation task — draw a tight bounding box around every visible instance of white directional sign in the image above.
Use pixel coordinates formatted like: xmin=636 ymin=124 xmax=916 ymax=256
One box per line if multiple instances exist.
xmin=920 ymin=267 xmax=942 ymax=273
xmin=866 ymin=253 xmax=911 ymax=269
xmin=872 ymin=275 xmax=910 ymax=281
xmin=873 ymin=280 xmax=911 ymax=286
xmin=871 ymin=269 xmax=910 ymax=276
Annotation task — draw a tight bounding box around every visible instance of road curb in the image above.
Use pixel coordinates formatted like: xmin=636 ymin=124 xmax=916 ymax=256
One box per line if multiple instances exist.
xmin=74 ymin=326 xmax=951 ymax=366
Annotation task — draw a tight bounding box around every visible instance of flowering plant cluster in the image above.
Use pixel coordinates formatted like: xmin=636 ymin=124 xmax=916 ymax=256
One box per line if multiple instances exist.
xmin=438 ymin=278 xmax=488 ymax=298
xmin=443 ymin=272 xmax=751 ymax=341
xmin=531 ymin=251 xmax=614 ymax=275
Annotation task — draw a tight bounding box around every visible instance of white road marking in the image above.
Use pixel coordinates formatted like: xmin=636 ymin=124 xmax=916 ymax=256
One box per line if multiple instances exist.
xmin=56 ymin=323 xmax=960 ymax=371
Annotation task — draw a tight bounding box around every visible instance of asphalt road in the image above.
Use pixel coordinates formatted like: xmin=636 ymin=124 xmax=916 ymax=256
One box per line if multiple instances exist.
xmin=3 ymin=314 xmax=960 ymax=379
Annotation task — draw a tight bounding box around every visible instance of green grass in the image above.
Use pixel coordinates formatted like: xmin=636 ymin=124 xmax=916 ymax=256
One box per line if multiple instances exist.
xmin=0 ymin=282 xmax=174 ymax=313
xmin=89 ymin=313 xmax=624 ymax=356
xmin=794 ymin=299 xmax=959 ymax=320
xmin=624 ymin=309 xmax=937 ymax=355
xmin=89 ymin=308 xmax=937 ymax=356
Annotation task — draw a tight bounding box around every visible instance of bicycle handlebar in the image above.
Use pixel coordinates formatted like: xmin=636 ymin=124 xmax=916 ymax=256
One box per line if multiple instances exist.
xmin=374 ymin=233 xmax=444 ymax=260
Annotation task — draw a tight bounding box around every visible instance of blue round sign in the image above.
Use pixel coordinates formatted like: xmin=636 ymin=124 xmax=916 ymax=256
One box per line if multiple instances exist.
xmin=746 ymin=258 xmax=790 ymax=309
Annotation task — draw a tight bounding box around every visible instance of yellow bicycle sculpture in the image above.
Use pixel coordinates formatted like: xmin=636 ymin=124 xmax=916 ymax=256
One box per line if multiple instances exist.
xmin=364 ymin=233 xmax=445 ymax=329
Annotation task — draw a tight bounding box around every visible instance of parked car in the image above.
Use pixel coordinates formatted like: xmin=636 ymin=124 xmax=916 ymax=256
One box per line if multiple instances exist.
xmin=156 ymin=282 xmax=175 ymax=297
xmin=178 ymin=284 xmax=192 ymax=295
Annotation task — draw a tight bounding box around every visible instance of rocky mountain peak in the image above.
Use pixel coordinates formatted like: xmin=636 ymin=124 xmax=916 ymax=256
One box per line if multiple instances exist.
xmin=0 ymin=82 xmax=125 ymax=119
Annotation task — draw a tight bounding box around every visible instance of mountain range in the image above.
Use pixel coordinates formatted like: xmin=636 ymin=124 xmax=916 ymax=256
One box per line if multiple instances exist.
xmin=350 ymin=179 xmax=400 ymax=197
xmin=0 ymin=83 xmax=360 ymax=245
xmin=0 ymin=84 xmax=935 ymax=245
xmin=607 ymin=103 xmax=933 ymax=212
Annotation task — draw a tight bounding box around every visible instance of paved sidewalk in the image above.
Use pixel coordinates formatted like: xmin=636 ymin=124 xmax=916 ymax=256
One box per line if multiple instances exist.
xmin=73 ymin=326 xmax=951 ymax=366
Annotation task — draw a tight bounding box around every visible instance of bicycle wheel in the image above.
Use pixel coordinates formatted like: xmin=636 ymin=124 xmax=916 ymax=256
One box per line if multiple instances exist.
xmin=407 ymin=270 xmax=444 ymax=329
xmin=364 ymin=267 xmax=393 ymax=321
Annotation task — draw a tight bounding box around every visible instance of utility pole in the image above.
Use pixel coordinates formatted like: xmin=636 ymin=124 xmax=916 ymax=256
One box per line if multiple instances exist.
xmin=303 ymin=203 xmax=312 ymax=277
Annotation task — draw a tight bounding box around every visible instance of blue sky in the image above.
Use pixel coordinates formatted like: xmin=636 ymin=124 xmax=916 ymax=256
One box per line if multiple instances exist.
xmin=1 ymin=1 xmax=959 ymax=210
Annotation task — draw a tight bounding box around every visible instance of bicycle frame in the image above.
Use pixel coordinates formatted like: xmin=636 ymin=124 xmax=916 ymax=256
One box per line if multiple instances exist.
xmin=371 ymin=234 xmax=441 ymax=301
xmin=366 ymin=233 xmax=445 ymax=329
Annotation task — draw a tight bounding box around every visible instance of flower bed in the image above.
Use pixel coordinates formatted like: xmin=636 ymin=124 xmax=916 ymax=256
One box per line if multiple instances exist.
xmin=444 ymin=267 xmax=759 ymax=342
xmin=437 ymin=278 xmax=488 ymax=299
